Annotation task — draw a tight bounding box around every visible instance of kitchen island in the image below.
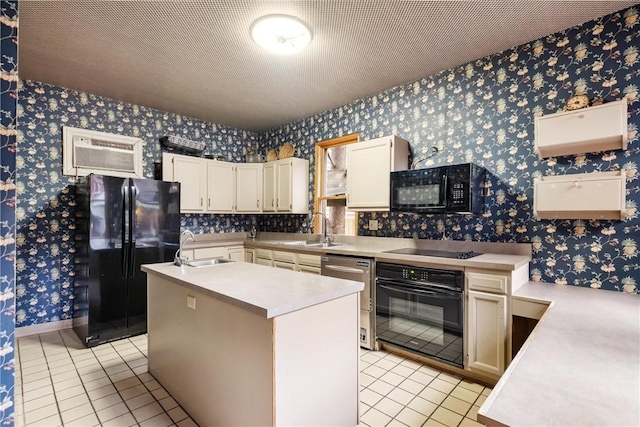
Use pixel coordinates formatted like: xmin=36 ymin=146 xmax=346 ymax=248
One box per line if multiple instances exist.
xmin=141 ymin=261 xmax=364 ymax=427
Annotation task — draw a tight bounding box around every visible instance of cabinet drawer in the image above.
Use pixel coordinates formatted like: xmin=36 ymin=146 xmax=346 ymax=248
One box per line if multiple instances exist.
xmin=534 ymin=171 xmax=625 ymax=220
xmin=255 ymin=248 xmax=272 ymax=260
xmin=273 ymin=250 xmax=296 ymax=263
xmin=297 ymin=253 xmax=321 ymax=267
xmin=535 ymin=99 xmax=627 ymax=159
xmin=297 ymin=265 xmax=321 ymax=275
xmin=194 ymin=247 xmax=227 ymax=259
xmin=467 ymin=271 xmax=508 ymax=293
xmin=512 ymin=298 xmax=548 ymax=320
xmin=255 ymin=258 xmax=272 ymax=267
xmin=273 ymin=260 xmax=296 ymax=270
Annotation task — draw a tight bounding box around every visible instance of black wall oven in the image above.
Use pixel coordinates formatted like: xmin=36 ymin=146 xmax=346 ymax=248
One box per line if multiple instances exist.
xmin=390 ymin=162 xmax=485 ymax=214
xmin=376 ymin=262 xmax=464 ymax=368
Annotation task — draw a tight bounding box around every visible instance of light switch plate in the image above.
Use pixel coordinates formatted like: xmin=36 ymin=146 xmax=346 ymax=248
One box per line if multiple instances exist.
xmin=187 ymin=295 xmax=196 ymax=310
xmin=369 ymin=220 xmax=379 ymax=231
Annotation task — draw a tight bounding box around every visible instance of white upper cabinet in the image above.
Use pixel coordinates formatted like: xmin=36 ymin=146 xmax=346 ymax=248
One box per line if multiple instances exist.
xmin=263 ymin=158 xmax=309 ymax=213
xmin=534 ymin=170 xmax=627 ymax=220
xmin=236 ymin=164 xmax=263 ymax=213
xmin=534 ymin=99 xmax=628 ymax=159
xmin=163 ymin=153 xmax=206 ymax=212
xmin=346 ymin=135 xmax=409 ymax=210
xmin=207 ymin=161 xmax=236 ymax=213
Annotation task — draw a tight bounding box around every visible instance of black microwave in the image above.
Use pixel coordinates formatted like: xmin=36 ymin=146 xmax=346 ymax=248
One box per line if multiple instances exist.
xmin=390 ymin=163 xmax=485 ymax=214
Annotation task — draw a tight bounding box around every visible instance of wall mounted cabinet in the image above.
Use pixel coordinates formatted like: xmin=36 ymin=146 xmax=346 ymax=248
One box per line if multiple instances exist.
xmin=262 ymin=158 xmax=309 ymax=214
xmin=534 ymin=99 xmax=628 ymax=159
xmin=163 ymin=153 xmax=263 ymax=214
xmin=346 ymin=135 xmax=409 ymax=211
xmin=534 ymin=170 xmax=627 ymax=220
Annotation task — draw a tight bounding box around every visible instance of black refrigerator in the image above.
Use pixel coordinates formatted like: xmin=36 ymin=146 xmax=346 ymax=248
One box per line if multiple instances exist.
xmin=73 ymin=174 xmax=180 ymax=347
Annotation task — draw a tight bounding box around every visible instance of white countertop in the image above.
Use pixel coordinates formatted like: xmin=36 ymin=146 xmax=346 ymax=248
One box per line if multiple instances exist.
xmin=479 ymin=282 xmax=640 ymax=427
xmin=141 ymin=261 xmax=364 ymax=319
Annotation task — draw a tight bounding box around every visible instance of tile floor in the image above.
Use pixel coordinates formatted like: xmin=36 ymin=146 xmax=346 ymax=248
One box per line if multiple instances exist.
xmin=15 ymin=330 xmax=489 ymax=427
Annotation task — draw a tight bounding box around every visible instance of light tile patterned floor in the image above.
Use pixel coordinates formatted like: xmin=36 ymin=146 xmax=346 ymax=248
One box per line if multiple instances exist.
xmin=15 ymin=330 xmax=489 ymax=427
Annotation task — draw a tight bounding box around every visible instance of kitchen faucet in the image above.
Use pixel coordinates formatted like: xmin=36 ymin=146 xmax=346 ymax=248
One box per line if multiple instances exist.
xmin=174 ymin=229 xmax=195 ymax=266
xmin=313 ymin=212 xmax=332 ymax=244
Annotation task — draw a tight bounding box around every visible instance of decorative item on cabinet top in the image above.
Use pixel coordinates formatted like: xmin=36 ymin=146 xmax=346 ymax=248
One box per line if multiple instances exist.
xmin=266 ymin=149 xmax=278 ymax=162
xmin=534 ymin=99 xmax=628 ymax=160
xmin=278 ymin=142 xmax=295 ymax=159
xmin=160 ymin=135 xmax=206 ymax=154
xmin=534 ymin=170 xmax=627 ymax=220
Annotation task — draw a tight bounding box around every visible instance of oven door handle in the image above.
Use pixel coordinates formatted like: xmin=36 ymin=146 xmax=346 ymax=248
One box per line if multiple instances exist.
xmin=377 ymin=278 xmax=461 ymax=294
xmin=377 ymin=282 xmax=460 ymax=299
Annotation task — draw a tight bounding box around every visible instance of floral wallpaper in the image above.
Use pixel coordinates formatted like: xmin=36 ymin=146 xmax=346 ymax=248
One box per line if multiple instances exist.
xmin=15 ymin=81 xmax=262 ymax=327
xmin=262 ymin=6 xmax=640 ymax=293
xmin=0 ymin=0 xmax=17 ymax=424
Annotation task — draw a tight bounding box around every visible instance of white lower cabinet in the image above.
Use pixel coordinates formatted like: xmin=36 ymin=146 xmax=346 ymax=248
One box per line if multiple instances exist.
xmin=244 ymin=249 xmax=255 ymax=263
xmin=252 ymin=248 xmax=321 ymax=274
xmin=467 ymin=290 xmax=507 ymax=378
xmin=227 ymin=246 xmax=244 ymax=262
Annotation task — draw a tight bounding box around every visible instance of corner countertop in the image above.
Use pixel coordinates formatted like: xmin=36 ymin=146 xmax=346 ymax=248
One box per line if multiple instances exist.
xmin=479 ymin=282 xmax=640 ymax=427
xmin=141 ymin=261 xmax=364 ymax=319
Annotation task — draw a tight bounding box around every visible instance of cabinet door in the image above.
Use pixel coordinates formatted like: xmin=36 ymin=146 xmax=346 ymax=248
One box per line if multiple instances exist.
xmin=172 ymin=155 xmax=206 ymax=212
xmin=207 ymin=162 xmax=235 ymax=212
xmin=227 ymin=247 xmax=244 ymax=262
xmin=256 ymin=258 xmax=273 ymax=267
xmin=244 ymin=249 xmax=255 ymax=263
xmin=273 ymin=260 xmax=296 ymax=270
xmin=346 ymin=137 xmax=392 ymax=210
xmin=467 ymin=291 xmax=507 ymax=378
xmin=297 ymin=265 xmax=321 ymax=275
xmin=236 ymin=164 xmax=262 ymax=213
xmin=263 ymin=163 xmax=277 ymax=212
xmin=276 ymin=160 xmax=293 ymax=212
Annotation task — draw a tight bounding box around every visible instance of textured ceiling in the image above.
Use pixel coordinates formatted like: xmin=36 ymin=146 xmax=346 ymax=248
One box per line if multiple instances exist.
xmin=19 ymin=1 xmax=639 ymax=132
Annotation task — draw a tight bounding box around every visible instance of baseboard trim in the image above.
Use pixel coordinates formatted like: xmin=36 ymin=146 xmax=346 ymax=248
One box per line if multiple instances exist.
xmin=16 ymin=320 xmax=73 ymax=338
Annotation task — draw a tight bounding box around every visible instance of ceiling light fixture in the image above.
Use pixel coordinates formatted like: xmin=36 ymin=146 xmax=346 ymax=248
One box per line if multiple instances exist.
xmin=250 ymin=14 xmax=312 ymax=54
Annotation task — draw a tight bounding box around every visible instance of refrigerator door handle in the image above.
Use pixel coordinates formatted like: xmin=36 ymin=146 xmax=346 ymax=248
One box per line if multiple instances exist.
xmin=129 ymin=182 xmax=136 ymax=277
xmin=121 ymin=182 xmax=129 ymax=279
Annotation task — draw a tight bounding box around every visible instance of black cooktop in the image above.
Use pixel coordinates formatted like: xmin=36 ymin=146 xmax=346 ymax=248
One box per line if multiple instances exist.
xmin=383 ymin=248 xmax=482 ymax=259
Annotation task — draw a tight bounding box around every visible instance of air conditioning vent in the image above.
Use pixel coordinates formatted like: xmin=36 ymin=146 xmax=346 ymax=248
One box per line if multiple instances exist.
xmin=63 ymin=127 xmax=143 ymax=178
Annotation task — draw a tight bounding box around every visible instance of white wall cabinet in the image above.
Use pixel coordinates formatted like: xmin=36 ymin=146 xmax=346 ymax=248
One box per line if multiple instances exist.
xmin=163 ymin=153 xmax=206 ymax=212
xmin=467 ymin=290 xmax=507 ymax=378
xmin=263 ymin=158 xmax=309 ymax=214
xmin=236 ymin=164 xmax=263 ymax=213
xmin=535 ymin=99 xmax=628 ymax=159
xmin=346 ymin=135 xmax=409 ymax=211
xmin=163 ymin=153 xmax=263 ymax=214
xmin=534 ymin=170 xmax=627 ymax=220
xmin=207 ymin=161 xmax=235 ymax=213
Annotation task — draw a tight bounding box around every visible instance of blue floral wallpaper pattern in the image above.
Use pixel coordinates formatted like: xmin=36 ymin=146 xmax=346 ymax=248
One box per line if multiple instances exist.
xmin=15 ymin=81 xmax=264 ymax=328
xmin=262 ymin=6 xmax=640 ymax=293
xmin=0 ymin=0 xmax=17 ymax=424
xmin=13 ymin=5 xmax=640 ymax=333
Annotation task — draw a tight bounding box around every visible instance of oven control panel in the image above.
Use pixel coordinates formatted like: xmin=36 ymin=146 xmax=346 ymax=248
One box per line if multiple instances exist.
xmin=377 ymin=262 xmax=463 ymax=290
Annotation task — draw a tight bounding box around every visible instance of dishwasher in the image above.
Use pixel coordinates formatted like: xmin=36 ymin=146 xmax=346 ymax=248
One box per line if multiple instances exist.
xmin=321 ymin=255 xmax=375 ymax=350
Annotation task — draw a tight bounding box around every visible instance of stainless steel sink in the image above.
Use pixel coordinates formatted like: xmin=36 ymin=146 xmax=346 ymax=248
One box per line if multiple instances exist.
xmin=281 ymin=241 xmax=342 ymax=248
xmin=185 ymin=257 xmax=234 ymax=267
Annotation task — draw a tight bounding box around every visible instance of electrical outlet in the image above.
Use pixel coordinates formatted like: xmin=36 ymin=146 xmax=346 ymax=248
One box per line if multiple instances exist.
xmin=369 ymin=220 xmax=379 ymax=231
xmin=187 ymin=295 xmax=196 ymax=310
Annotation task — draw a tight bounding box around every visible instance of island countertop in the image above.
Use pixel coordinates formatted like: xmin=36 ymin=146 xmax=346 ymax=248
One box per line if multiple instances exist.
xmin=141 ymin=261 xmax=364 ymax=319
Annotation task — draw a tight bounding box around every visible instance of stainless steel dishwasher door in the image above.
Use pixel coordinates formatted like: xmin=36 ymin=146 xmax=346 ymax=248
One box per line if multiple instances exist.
xmin=321 ymin=255 xmax=375 ymax=350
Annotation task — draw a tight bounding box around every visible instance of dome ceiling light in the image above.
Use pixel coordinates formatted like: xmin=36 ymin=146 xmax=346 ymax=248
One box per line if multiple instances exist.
xmin=250 ymin=14 xmax=312 ymax=54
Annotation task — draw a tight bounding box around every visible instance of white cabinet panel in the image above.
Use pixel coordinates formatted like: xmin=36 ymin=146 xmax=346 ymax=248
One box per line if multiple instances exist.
xmin=534 ymin=170 xmax=626 ymax=220
xmin=468 ymin=271 xmax=508 ymax=293
xmin=263 ymin=158 xmax=309 ymax=213
xmin=207 ymin=161 xmax=235 ymax=213
xmin=535 ymin=99 xmax=627 ymax=159
xmin=227 ymin=247 xmax=244 ymax=262
xmin=467 ymin=291 xmax=507 ymax=378
xmin=236 ymin=164 xmax=263 ymax=213
xmin=163 ymin=153 xmax=206 ymax=212
xmin=346 ymin=135 xmax=408 ymax=211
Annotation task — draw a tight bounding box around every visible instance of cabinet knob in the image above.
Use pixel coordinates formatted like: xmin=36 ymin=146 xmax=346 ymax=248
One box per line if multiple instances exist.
xmin=200 ymin=198 xmax=203 ymax=206
xmin=572 ymin=181 xmax=580 ymax=188
xmin=276 ymin=198 xmax=279 ymax=208
xmin=578 ymin=114 xmax=585 ymax=119
xmin=208 ymin=198 xmax=211 ymax=207
xmin=257 ymin=200 xmax=259 ymax=208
